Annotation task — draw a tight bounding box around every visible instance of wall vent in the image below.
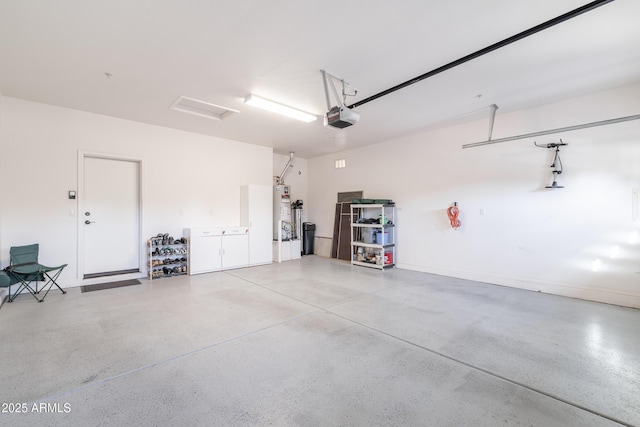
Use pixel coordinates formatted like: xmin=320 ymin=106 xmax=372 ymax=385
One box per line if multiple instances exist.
xmin=170 ymin=96 xmax=239 ymax=121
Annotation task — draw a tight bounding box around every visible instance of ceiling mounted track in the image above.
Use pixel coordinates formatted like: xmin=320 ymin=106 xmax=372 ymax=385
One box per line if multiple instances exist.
xmin=347 ymin=0 xmax=615 ymax=110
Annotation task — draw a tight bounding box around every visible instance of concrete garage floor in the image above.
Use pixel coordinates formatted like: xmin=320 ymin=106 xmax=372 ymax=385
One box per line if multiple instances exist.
xmin=0 ymin=256 xmax=638 ymax=426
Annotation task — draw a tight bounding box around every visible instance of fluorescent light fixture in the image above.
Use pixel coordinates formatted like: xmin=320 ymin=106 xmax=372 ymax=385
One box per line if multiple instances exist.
xmin=244 ymin=94 xmax=316 ymax=122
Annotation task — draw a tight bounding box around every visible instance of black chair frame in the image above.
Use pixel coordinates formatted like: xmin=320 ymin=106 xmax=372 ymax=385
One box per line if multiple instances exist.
xmin=5 ymin=263 xmax=66 ymax=302
xmin=3 ymin=244 xmax=67 ymax=303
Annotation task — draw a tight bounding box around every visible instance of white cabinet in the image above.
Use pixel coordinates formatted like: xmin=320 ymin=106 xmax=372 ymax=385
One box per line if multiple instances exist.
xmin=272 ymin=239 xmax=301 ymax=262
xmin=240 ymin=184 xmax=273 ymax=266
xmin=350 ymin=204 xmax=396 ymax=270
xmin=185 ymin=227 xmax=222 ymax=274
xmin=185 ymin=226 xmax=249 ymax=274
xmin=221 ymin=227 xmax=249 ymax=270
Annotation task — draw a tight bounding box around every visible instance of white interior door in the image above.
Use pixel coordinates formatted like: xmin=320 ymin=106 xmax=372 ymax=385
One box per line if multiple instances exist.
xmin=83 ymin=156 xmax=141 ymax=278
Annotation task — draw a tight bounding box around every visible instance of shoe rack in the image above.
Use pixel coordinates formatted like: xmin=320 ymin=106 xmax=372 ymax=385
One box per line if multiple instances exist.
xmin=148 ymin=233 xmax=188 ymax=280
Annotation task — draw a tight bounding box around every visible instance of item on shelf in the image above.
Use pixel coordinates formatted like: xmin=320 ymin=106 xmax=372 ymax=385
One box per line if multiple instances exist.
xmin=350 ymin=204 xmax=396 ymax=270
xmin=148 ymin=233 xmax=189 ymax=280
xmin=362 ymin=229 xmax=375 ymax=244
xmin=375 ymin=231 xmax=389 ymax=245
xmin=384 ymin=252 xmax=392 ymax=264
xmin=352 ymin=199 xmax=394 ymax=205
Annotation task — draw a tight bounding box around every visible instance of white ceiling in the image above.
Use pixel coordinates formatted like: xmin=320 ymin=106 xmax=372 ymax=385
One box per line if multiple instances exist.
xmin=1 ymin=1 xmax=639 ymax=158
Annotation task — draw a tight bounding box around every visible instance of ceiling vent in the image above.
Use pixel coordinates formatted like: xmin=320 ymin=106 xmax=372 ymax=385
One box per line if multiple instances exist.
xmin=170 ymin=96 xmax=239 ymax=121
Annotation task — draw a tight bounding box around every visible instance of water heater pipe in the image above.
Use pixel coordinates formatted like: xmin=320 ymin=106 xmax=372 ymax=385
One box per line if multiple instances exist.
xmin=277 ymin=152 xmax=294 ymax=185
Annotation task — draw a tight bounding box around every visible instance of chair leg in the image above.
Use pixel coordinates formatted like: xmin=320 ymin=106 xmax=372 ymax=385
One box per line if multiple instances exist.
xmin=37 ymin=268 xmax=67 ymax=302
xmin=6 ymin=270 xmax=43 ymax=302
xmin=5 ymin=265 xmax=67 ymax=303
xmin=8 ymin=281 xmax=41 ymax=302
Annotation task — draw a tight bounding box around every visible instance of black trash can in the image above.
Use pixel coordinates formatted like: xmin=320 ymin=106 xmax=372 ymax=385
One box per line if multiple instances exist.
xmin=303 ymin=222 xmax=315 ymax=255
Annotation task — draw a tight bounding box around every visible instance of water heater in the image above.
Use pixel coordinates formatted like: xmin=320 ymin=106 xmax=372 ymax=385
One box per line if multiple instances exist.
xmin=273 ymin=185 xmax=292 ymax=240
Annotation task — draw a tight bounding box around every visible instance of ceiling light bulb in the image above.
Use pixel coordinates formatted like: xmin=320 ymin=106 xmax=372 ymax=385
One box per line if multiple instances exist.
xmin=244 ymin=94 xmax=316 ymax=123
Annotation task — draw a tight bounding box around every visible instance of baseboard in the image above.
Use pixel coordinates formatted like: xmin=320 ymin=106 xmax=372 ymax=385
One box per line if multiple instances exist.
xmin=397 ymin=262 xmax=640 ymax=309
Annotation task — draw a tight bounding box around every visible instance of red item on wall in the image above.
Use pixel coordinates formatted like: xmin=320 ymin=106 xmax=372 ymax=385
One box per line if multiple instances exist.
xmin=447 ymin=205 xmax=461 ymax=229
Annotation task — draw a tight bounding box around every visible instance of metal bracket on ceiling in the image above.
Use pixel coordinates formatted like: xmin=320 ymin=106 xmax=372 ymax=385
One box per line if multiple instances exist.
xmin=321 ymin=70 xmax=357 ymax=111
xmin=488 ymin=104 xmax=499 ymax=141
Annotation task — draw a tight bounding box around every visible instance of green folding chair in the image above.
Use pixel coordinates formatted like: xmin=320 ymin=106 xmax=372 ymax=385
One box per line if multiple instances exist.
xmin=0 ymin=271 xmax=11 ymax=302
xmin=3 ymin=244 xmax=67 ymax=302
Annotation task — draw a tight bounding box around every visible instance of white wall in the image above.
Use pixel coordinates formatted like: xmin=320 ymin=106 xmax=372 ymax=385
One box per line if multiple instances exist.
xmin=0 ymin=97 xmax=272 ymax=286
xmin=308 ymin=82 xmax=640 ymax=308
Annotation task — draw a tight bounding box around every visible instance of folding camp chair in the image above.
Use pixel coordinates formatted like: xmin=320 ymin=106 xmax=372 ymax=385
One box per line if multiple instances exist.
xmin=3 ymin=244 xmax=67 ymax=302
xmin=0 ymin=271 xmax=11 ymax=302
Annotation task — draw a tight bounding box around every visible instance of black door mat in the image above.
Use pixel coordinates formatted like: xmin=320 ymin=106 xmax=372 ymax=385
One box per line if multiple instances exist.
xmin=80 ymin=279 xmax=142 ymax=293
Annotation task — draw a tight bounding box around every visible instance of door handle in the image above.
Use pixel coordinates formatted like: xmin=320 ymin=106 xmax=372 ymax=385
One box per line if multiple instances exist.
xmin=85 ymin=220 xmax=96 ymax=225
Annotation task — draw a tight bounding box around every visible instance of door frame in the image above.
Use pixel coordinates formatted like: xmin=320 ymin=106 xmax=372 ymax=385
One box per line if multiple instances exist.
xmin=77 ymin=150 xmax=145 ymax=284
